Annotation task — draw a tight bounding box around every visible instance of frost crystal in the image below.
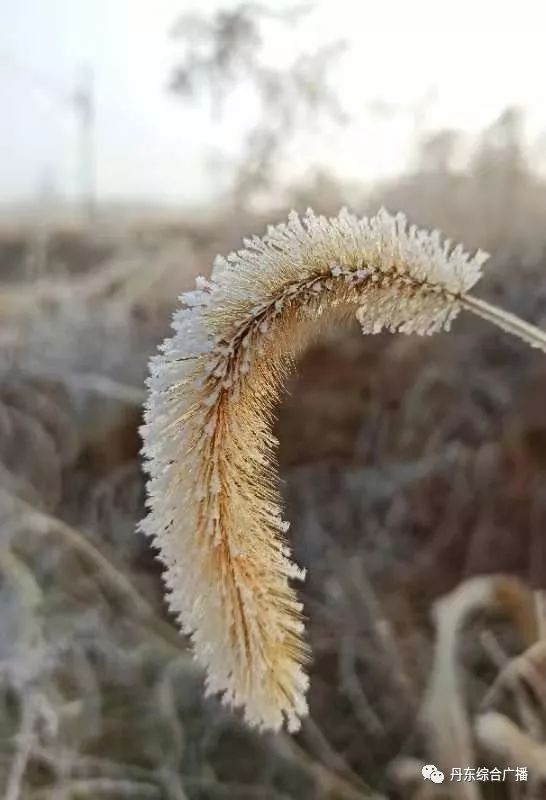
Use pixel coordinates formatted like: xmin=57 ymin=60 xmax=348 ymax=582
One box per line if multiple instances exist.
xmin=140 ymin=207 xmax=512 ymax=733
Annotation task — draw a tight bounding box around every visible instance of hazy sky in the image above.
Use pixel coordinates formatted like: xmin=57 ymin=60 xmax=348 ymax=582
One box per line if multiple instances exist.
xmin=2 ymin=0 xmax=546 ymax=206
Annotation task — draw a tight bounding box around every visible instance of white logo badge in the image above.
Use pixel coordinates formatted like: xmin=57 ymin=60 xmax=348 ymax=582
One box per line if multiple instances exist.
xmin=422 ymin=764 xmax=445 ymax=784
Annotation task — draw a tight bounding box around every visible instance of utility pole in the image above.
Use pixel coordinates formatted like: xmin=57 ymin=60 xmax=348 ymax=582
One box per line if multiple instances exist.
xmin=1 ymin=52 xmax=98 ymax=218
xmin=73 ymin=65 xmax=95 ymax=220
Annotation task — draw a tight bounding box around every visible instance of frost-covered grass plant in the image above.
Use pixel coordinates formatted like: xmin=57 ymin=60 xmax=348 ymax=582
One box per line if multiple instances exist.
xmin=140 ymin=208 xmax=546 ymax=733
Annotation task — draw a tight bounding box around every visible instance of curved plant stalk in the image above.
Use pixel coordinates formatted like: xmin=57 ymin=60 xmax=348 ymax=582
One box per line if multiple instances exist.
xmin=140 ymin=208 xmax=546 ymax=732
xmin=419 ymin=577 xmax=495 ymax=800
xmin=417 ymin=575 xmax=540 ymax=798
xmin=476 ymin=711 xmax=546 ymax=780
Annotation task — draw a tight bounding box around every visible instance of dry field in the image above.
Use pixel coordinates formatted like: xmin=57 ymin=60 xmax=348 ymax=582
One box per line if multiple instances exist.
xmin=2 ymin=171 xmax=546 ymax=798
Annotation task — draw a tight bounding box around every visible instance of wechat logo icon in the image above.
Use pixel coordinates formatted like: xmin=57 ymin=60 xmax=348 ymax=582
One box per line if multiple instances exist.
xmin=422 ymin=764 xmax=445 ymax=784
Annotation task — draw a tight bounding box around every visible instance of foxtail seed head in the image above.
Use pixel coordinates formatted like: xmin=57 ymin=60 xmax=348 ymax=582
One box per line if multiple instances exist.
xmin=140 ymin=208 xmax=545 ymax=732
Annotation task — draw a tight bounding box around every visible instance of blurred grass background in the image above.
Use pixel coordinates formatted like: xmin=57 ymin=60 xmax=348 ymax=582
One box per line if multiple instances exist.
xmin=2 ymin=2 xmax=546 ymax=798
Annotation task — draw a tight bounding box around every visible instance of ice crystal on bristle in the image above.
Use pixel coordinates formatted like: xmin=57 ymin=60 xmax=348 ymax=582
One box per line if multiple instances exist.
xmin=141 ymin=206 xmax=546 ymax=733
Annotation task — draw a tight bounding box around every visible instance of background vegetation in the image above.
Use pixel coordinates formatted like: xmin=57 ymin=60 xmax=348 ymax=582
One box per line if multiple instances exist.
xmin=2 ymin=3 xmax=546 ymax=798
